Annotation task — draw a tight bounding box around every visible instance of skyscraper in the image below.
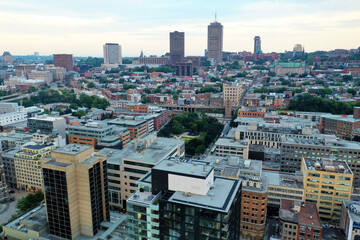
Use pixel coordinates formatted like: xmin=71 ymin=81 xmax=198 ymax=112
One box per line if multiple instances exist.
xmin=42 ymin=144 xmax=110 ymax=239
xmin=169 ymin=31 xmax=184 ymax=65
xmin=53 ymin=54 xmax=73 ymax=71
xmin=207 ymin=19 xmax=223 ymax=63
xmin=103 ymin=43 xmax=122 ymax=66
xmin=254 ymin=36 xmax=262 ymax=53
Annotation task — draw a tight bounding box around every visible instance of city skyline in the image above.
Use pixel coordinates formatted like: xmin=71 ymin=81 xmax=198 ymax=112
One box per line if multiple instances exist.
xmin=0 ymin=0 xmax=360 ymax=57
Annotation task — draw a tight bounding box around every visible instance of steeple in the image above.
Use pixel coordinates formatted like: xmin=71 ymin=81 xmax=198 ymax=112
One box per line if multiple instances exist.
xmin=215 ymin=12 xmax=217 ymax=22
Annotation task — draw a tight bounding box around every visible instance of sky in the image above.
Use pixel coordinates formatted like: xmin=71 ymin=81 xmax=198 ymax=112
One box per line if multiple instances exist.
xmin=0 ymin=0 xmax=360 ymax=57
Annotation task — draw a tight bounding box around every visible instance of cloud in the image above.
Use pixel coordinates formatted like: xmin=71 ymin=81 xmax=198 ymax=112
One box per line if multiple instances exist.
xmin=0 ymin=0 xmax=359 ymax=56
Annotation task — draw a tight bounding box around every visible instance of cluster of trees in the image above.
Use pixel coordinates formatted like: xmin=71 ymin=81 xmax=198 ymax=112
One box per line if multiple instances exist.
xmin=308 ymin=88 xmax=333 ymax=97
xmin=253 ymin=87 xmax=289 ymax=93
xmin=158 ymin=113 xmax=223 ymax=156
xmin=123 ymin=83 xmax=137 ymax=90
xmin=199 ymin=86 xmax=219 ymax=93
xmin=288 ymin=94 xmax=357 ymax=114
xmin=21 ymin=89 xmax=109 ymax=110
xmin=16 ymin=190 xmax=44 ymax=213
xmin=251 ymin=65 xmax=267 ymax=70
xmin=76 ymin=57 xmax=104 ymax=68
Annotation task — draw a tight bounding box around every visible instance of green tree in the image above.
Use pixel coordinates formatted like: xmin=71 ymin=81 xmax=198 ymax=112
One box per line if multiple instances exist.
xmin=74 ymin=110 xmax=87 ymax=118
xmin=16 ymin=191 xmax=44 ymax=213
xmin=268 ymin=72 xmax=276 ymax=77
xmin=343 ymin=75 xmax=353 ymax=82
xmin=347 ymin=88 xmax=357 ymax=96
xmin=143 ymin=88 xmax=151 ymax=94
xmin=195 ymin=145 xmax=206 ymax=155
xmin=141 ymin=94 xmax=150 ymax=104
xmin=87 ymin=82 xmax=95 ymax=88
xmin=69 ymin=103 xmax=79 ymax=110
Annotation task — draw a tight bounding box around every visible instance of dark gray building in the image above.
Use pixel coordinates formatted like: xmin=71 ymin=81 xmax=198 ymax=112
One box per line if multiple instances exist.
xmin=170 ymin=31 xmax=185 ymax=65
xmin=1 ymin=149 xmax=19 ymax=188
xmin=254 ymin=36 xmax=261 ymax=53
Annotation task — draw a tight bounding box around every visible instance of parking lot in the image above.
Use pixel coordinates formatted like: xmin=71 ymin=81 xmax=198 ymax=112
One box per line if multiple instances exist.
xmin=0 ymin=190 xmax=30 ymax=225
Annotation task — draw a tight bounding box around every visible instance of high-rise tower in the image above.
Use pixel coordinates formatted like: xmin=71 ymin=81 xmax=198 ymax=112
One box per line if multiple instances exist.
xmin=42 ymin=144 xmax=110 ymax=239
xmin=207 ymin=16 xmax=223 ymax=63
xmin=254 ymin=36 xmax=262 ymax=53
xmin=103 ymin=43 xmax=122 ymax=66
xmin=169 ymin=31 xmax=185 ymax=65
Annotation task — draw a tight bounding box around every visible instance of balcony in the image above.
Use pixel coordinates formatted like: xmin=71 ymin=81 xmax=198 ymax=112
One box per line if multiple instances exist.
xmin=150 ymin=204 xmax=159 ymax=211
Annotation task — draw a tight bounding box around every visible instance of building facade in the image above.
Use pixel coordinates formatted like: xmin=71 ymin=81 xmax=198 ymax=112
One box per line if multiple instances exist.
xmin=207 ymin=21 xmax=223 ymax=63
xmin=254 ymin=36 xmax=261 ymax=53
xmin=42 ymin=144 xmax=110 ymax=239
xmin=170 ymin=31 xmax=185 ymax=65
xmin=103 ymin=43 xmax=122 ymax=66
xmin=301 ymin=158 xmax=353 ymax=223
xmin=53 ymin=54 xmax=74 ymax=71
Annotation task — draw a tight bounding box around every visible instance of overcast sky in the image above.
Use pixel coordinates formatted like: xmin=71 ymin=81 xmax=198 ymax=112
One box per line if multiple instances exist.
xmin=1 ymin=0 xmax=360 ymax=57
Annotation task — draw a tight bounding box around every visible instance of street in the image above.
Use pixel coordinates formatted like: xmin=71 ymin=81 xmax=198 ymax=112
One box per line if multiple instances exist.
xmin=0 ymin=190 xmax=30 ymax=225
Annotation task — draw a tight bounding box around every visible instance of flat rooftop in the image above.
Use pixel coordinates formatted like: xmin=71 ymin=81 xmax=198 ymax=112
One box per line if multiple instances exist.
xmin=119 ymin=136 xmax=183 ymax=163
xmin=262 ymin=170 xmax=304 ymax=189
xmin=215 ymin=138 xmax=248 ymax=148
xmin=282 ymin=136 xmax=360 ymax=149
xmin=28 ymin=116 xmax=64 ymax=121
xmin=303 ymin=158 xmax=353 ymax=175
xmin=52 ymin=144 xmax=93 ymax=155
xmin=101 ymin=148 xmax=123 ymax=165
xmin=168 ymin=176 xmax=241 ymax=213
xmin=322 ymin=114 xmax=360 ymax=123
xmin=4 ymin=204 xmax=127 ymax=240
xmin=153 ymin=159 xmax=213 ymax=178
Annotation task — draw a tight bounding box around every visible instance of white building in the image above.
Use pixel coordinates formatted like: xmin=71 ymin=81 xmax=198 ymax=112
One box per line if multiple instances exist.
xmin=27 ymin=70 xmax=53 ymax=84
xmin=103 ymin=43 xmax=122 ymax=68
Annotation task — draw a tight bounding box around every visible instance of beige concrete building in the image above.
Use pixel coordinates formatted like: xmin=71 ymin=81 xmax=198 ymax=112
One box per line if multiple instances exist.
xmin=28 ymin=70 xmax=53 ymax=84
xmin=214 ymin=138 xmax=249 ymax=159
xmin=41 ymin=144 xmax=110 ymax=239
xmin=14 ymin=144 xmax=55 ymax=192
xmin=45 ymin=66 xmax=67 ymax=81
xmin=223 ymin=83 xmax=243 ymax=108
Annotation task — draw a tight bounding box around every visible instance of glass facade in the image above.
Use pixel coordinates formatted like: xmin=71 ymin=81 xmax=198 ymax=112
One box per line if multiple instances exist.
xmin=43 ymin=168 xmax=71 ymax=239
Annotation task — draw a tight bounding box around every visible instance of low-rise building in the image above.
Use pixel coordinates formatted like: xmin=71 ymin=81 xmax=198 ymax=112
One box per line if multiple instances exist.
xmin=214 ymin=138 xmax=249 ymax=159
xmin=263 ymin=171 xmax=304 ymax=207
xmin=279 ymin=199 xmax=322 ymax=240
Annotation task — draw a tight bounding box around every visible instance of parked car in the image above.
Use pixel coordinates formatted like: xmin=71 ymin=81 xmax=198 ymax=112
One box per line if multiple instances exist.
xmin=8 ymin=189 xmax=15 ymax=193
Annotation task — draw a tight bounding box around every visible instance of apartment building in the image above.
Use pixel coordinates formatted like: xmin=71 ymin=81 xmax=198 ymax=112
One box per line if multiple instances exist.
xmin=214 ymin=138 xmax=249 ymax=158
xmin=14 ymin=144 xmax=55 ymax=192
xmin=234 ymin=117 xmax=317 ymax=148
xmin=126 ymin=103 xmax=149 ymax=113
xmin=1 ymin=149 xmax=19 ymax=188
xmin=203 ymin=156 xmax=267 ymax=239
xmin=108 ymin=116 xmax=151 ymax=140
xmin=301 ymin=158 xmax=353 ymax=223
xmin=0 ymin=111 xmax=27 ymax=126
xmin=0 ymin=132 xmax=32 ymax=151
xmin=320 ymin=110 xmax=360 ymax=140
xmin=67 ymin=121 xmax=127 ymax=149
xmin=106 ymin=133 xmax=185 ymax=210
xmin=28 ymin=115 xmax=66 ymax=143
xmin=238 ymin=107 xmax=266 ymax=118
xmin=0 ymin=158 xmax=7 ymax=202
xmin=223 ymin=83 xmax=243 ymax=107
xmin=281 ymin=135 xmax=360 ymax=187
xmin=279 ymin=200 xmax=322 ymax=240
xmin=127 ymin=159 xmax=241 ymax=240
xmin=27 ymin=70 xmax=53 ymax=84
xmin=262 ymin=171 xmax=304 ymax=207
